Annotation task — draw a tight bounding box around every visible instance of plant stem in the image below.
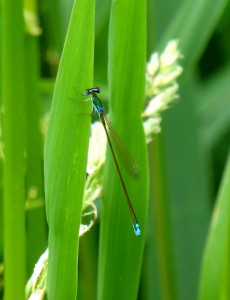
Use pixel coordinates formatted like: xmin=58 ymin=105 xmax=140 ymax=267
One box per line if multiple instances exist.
xmin=2 ymin=0 xmax=26 ymax=298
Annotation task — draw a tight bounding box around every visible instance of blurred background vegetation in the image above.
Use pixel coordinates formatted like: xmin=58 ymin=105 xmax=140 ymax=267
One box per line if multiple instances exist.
xmin=1 ymin=0 xmax=230 ymax=299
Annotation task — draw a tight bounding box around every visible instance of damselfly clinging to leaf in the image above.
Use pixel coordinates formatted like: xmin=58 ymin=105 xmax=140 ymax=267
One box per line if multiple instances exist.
xmin=84 ymin=87 xmax=141 ymax=236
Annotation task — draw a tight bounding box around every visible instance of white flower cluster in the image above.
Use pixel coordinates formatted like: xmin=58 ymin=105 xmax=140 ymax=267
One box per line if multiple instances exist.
xmin=143 ymin=40 xmax=183 ymax=140
xmin=87 ymin=121 xmax=106 ymax=175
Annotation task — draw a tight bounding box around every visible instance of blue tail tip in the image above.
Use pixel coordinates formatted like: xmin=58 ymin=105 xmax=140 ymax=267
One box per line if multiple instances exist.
xmin=133 ymin=223 xmax=141 ymax=236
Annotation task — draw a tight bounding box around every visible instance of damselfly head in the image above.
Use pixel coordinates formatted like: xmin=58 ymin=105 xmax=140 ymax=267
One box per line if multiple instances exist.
xmin=84 ymin=87 xmax=100 ymax=96
xmin=83 ymin=90 xmax=90 ymax=96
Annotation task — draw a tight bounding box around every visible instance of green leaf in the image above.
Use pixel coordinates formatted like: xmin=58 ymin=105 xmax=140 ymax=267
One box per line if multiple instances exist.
xmin=159 ymin=0 xmax=228 ymax=73
xmin=199 ymin=151 xmax=230 ymax=300
xmin=2 ymin=0 xmax=26 ymax=298
xmin=97 ymin=1 xmax=148 ymax=299
xmin=197 ymin=63 xmax=230 ymax=148
xmin=44 ymin=0 xmax=95 ymax=298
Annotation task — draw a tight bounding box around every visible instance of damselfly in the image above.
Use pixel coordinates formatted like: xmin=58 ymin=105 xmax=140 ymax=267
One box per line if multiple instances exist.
xmin=84 ymin=87 xmax=141 ymax=236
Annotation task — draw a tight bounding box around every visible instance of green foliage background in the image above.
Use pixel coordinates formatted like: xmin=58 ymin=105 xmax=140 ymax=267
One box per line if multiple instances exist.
xmin=0 ymin=0 xmax=230 ymax=299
